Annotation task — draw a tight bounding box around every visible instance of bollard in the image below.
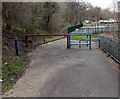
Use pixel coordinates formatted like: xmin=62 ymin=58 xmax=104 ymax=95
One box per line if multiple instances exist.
xmin=25 ymin=36 xmax=28 ymax=47
xmin=14 ymin=38 xmax=19 ymax=56
xmin=79 ymin=40 xmax=81 ymax=48
xmin=86 ymin=35 xmax=89 ymax=47
xmin=89 ymin=35 xmax=91 ymax=50
xmin=67 ymin=35 xmax=70 ymax=49
xmin=98 ymin=39 xmax=100 ymax=48
xmin=44 ymin=36 xmax=46 ymax=44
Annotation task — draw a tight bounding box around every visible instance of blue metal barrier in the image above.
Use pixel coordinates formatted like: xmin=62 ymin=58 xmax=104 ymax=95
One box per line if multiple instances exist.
xmin=80 ymin=38 xmax=100 ymax=48
xmin=14 ymin=39 xmax=19 ymax=56
xmin=68 ymin=32 xmax=92 ymax=49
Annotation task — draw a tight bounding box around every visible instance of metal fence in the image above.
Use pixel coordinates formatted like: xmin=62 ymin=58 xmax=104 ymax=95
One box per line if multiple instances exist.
xmin=99 ymin=36 xmax=120 ymax=63
xmin=78 ymin=26 xmax=118 ymax=34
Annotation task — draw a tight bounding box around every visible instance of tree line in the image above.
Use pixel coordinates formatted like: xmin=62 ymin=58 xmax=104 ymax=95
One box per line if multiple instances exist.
xmin=2 ymin=2 xmax=118 ymax=35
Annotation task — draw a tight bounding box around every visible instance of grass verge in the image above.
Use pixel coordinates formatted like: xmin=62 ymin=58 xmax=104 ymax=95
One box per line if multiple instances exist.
xmin=2 ymin=57 xmax=27 ymax=93
xmin=71 ymin=35 xmax=99 ymax=42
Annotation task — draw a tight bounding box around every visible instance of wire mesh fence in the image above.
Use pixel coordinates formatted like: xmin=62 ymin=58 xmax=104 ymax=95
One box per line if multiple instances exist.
xmin=78 ymin=26 xmax=118 ymax=34
xmin=99 ymin=36 xmax=119 ymax=63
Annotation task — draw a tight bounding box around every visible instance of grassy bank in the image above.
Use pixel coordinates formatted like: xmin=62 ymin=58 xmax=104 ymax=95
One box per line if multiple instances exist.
xmin=2 ymin=56 xmax=27 ymax=93
xmin=2 ymin=33 xmax=29 ymax=93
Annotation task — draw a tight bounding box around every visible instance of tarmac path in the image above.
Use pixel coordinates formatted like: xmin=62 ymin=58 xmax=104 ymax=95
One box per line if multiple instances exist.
xmin=3 ymin=38 xmax=118 ymax=97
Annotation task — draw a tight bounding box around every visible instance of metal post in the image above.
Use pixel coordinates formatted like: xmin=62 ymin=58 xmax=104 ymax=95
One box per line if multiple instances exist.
xmin=98 ymin=39 xmax=100 ymax=48
xmin=44 ymin=36 xmax=46 ymax=44
xmin=14 ymin=38 xmax=19 ymax=56
xmin=89 ymin=35 xmax=91 ymax=50
xmin=86 ymin=35 xmax=89 ymax=47
xmin=67 ymin=35 xmax=70 ymax=49
xmin=25 ymin=36 xmax=28 ymax=47
xmin=79 ymin=40 xmax=81 ymax=48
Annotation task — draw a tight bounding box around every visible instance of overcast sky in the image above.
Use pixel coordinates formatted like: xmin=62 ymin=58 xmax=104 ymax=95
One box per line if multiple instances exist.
xmin=84 ymin=0 xmax=114 ymax=9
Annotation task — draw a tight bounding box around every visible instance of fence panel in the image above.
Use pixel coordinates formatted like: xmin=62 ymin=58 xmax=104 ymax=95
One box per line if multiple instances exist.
xmin=79 ymin=26 xmax=118 ymax=34
xmin=99 ymin=36 xmax=119 ymax=63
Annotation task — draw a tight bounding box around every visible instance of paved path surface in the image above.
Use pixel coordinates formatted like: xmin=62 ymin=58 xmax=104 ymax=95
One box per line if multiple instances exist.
xmin=4 ymin=39 xmax=118 ymax=97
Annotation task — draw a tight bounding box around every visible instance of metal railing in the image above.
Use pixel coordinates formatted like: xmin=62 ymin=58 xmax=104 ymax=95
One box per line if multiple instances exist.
xmin=78 ymin=26 xmax=118 ymax=34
